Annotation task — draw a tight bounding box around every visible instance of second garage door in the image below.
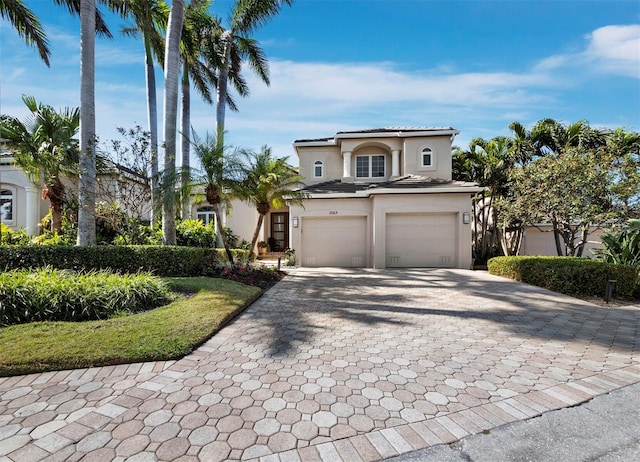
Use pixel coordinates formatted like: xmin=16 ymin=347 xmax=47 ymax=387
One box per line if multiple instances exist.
xmin=301 ymin=216 xmax=366 ymax=267
xmin=386 ymin=213 xmax=456 ymax=267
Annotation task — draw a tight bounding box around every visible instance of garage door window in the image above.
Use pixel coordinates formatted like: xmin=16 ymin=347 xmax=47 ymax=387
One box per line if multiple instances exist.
xmin=356 ymin=155 xmax=385 ymax=178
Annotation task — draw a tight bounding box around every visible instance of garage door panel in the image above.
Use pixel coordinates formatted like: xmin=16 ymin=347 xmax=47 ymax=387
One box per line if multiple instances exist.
xmin=302 ymin=217 xmax=366 ymax=267
xmin=386 ymin=213 xmax=456 ymax=268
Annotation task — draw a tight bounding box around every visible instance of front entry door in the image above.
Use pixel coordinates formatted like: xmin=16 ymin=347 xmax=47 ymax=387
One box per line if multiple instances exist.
xmin=270 ymin=213 xmax=289 ymax=251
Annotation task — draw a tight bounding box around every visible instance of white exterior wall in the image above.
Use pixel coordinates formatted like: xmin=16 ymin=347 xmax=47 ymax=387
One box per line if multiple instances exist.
xmin=225 ymin=199 xmax=260 ymax=244
xmin=0 ymin=162 xmax=46 ymax=235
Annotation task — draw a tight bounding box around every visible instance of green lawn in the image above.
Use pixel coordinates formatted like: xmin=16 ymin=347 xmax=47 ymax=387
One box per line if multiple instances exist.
xmin=0 ymin=277 xmax=261 ymax=377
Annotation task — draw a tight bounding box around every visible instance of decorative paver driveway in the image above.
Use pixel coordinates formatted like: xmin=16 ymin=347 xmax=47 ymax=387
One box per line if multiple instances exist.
xmin=1 ymin=268 xmax=639 ymax=461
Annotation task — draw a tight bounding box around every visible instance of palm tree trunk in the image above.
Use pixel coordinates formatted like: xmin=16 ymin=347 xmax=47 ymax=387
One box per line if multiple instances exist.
xmin=249 ymin=213 xmax=265 ymax=257
xmin=77 ymin=0 xmax=97 ymax=245
xmin=213 ymin=203 xmax=234 ymax=266
xmin=215 ymin=42 xmax=230 ymax=150
xmin=144 ymin=29 xmax=160 ymax=226
xmin=180 ymin=63 xmax=191 ymax=220
xmin=161 ymin=0 xmax=185 ymax=245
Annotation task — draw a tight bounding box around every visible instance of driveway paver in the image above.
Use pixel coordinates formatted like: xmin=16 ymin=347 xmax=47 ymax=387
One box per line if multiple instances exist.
xmin=0 ymin=268 xmax=639 ymax=461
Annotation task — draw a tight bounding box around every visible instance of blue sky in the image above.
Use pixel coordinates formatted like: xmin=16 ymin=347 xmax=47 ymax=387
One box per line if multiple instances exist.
xmin=1 ymin=0 xmax=639 ymax=166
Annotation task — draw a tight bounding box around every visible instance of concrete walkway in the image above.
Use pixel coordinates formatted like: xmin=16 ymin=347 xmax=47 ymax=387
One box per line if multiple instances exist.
xmin=0 ymin=268 xmax=638 ymax=461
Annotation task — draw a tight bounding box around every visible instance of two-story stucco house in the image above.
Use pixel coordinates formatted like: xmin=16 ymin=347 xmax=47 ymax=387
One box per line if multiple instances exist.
xmin=285 ymin=127 xmax=484 ymax=269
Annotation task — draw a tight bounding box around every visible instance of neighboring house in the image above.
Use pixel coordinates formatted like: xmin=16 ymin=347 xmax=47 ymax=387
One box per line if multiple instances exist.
xmin=288 ymin=127 xmax=484 ymax=269
xmin=0 ymin=153 xmax=48 ymax=235
xmin=0 ymin=150 xmax=151 ymax=234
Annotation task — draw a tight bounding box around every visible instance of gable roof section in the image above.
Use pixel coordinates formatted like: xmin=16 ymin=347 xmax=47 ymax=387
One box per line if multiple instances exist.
xmin=302 ymin=175 xmax=483 ymax=197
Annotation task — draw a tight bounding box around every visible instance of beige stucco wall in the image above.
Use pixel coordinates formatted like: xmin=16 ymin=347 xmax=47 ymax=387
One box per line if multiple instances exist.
xmin=402 ymin=136 xmax=453 ymax=180
xmin=371 ymin=193 xmax=473 ymax=269
xmin=296 ymin=134 xmax=455 ymax=185
xmin=224 ymin=199 xmax=260 ymax=244
xmin=289 ymin=192 xmax=474 ymax=269
xmin=520 ymin=225 xmax=605 ymax=257
xmin=298 ymin=146 xmax=342 ymax=185
xmin=289 ymin=198 xmax=373 ymax=266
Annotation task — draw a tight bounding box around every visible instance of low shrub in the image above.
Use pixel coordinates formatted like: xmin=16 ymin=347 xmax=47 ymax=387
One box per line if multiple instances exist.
xmin=176 ymin=219 xmax=216 ymax=248
xmin=206 ymin=263 xmax=286 ymax=290
xmin=0 ymin=224 xmax=30 ymax=245
xmin=0 ymin=268 xmax=171 ymax=326
xmin=0 ymin=245 xmax=252 ymax=276
xmin=488 ymin=256 xmax=639 ymax=299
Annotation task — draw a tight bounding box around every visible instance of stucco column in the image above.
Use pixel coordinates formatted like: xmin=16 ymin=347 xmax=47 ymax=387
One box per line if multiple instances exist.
xmin=341 ymin=151 xmax=353 ymax=182
xmin=24 ymin=186 xmax=39 ymax=236
xmin=391 ymin=149 xmax=400 ymax=177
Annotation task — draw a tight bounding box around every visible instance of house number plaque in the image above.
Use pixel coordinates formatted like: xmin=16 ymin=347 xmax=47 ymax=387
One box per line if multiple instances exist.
xmin=329 ymin=211 xmax=338 ymax=215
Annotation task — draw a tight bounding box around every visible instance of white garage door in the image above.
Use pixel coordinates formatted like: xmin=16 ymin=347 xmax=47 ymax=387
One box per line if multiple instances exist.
xmin=302 ymin=217 xmax=366 ymax=267
xmin=386 ymin=213 xmax=456 ymax=267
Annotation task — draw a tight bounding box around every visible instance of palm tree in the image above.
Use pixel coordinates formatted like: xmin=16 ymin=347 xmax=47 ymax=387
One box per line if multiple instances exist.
xmin=0 ymin=0 xmax=114 ymax=68
xmin=0 ymin=0 xmax=51 ymax=65
xmin=1 ymin=95 xmax=80 ymax=232
xmin=179 ymin=0 xmax=218 ymax=219
xmin=161 ymin=0 xmax=185 ymax=245
xmin=211 ymin=0 xmax=293 ymax=149
xmin=237 ymin=146 xmax=307 ymax=255
xmin=117 ymin=0 xmax=169 ymax=226
xmin=191 ymin=129 xmax=244 ymax=265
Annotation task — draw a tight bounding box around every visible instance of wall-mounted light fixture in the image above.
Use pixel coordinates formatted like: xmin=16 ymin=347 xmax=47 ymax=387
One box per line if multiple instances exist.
xmin=462 ymin=212 xmax=470 ymax=224
xmin=292 ymin=216 xmax=299 ymax=228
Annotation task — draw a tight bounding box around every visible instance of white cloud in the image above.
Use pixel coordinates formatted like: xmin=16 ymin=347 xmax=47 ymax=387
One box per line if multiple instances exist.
xmin=585 ymin=25 xmax=640 ymax=77
xmin=536 ymin=24 xmax=640 ymax=79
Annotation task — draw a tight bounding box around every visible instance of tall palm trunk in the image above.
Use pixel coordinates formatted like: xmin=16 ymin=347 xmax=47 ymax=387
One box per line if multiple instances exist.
xmin=161 ymin=0 xmax=185 ymax=245
xmin=180 ymin=62 xmax=191 ymax=219
xmin=77 ymin=0 xmax=97 ymax=245
xmin=215 ymin=40 xmax=230 ymax=150
xmin=144 ymin=29 xmax=160 ymax=225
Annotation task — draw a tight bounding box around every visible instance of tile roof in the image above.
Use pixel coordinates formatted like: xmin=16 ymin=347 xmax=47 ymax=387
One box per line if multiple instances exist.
xmin=301 ymin=175 xmax=478 ymax=194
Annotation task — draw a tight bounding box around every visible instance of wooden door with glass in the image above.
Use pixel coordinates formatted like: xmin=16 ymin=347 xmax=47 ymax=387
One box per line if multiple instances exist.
xmin=270 ymin=212 xmax=289 ymax=251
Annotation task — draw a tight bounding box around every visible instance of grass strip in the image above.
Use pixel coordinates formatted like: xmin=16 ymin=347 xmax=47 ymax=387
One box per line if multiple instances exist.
xmin=0 ymin=277 xmax=261 ymax=376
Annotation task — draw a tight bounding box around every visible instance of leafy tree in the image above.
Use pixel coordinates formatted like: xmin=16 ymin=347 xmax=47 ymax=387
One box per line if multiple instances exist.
xmin=602 ymin=128 xmax=640 ymax=218
xmin=237 ymin=146 xmax=307 ymax=255
xmin=191 ymin=130 xmax=244 ymax=265
xmin=506 ymin=147 xmax=613 ymax=256
xmin=1 ymin=95 xmax=80 ymax=232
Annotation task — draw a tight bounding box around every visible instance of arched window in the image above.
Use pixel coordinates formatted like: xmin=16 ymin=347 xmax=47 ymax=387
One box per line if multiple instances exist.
xmin=0 ymin=189 xmax=13 ymax=222
xmin=421 ymin=147 xmax=434 ymax=168
xmin=313 ymin=160 xmax=323 ymax=178
xmin=196 ymin=206 xmax=216 ymax=226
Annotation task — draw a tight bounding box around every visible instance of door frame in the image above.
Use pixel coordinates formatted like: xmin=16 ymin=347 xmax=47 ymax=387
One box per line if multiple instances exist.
xmin=270 ymin=212 xmax=289 ymax=251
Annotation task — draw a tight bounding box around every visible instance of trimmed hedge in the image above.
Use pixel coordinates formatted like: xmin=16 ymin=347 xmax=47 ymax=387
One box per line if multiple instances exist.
xmin=488 ymin=256 xmax=639 ymax=299
xmin=0 ymin=245 xmax=252 ymax=277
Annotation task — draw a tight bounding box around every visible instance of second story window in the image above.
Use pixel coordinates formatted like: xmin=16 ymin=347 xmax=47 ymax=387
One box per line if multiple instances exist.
xmin=314 ymin=160 xmax=323 ymax=178
xmin=356 ymin=155 xmax=385 ymax=178
xmin=421 ymin=147 xmax=433 ymax=167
